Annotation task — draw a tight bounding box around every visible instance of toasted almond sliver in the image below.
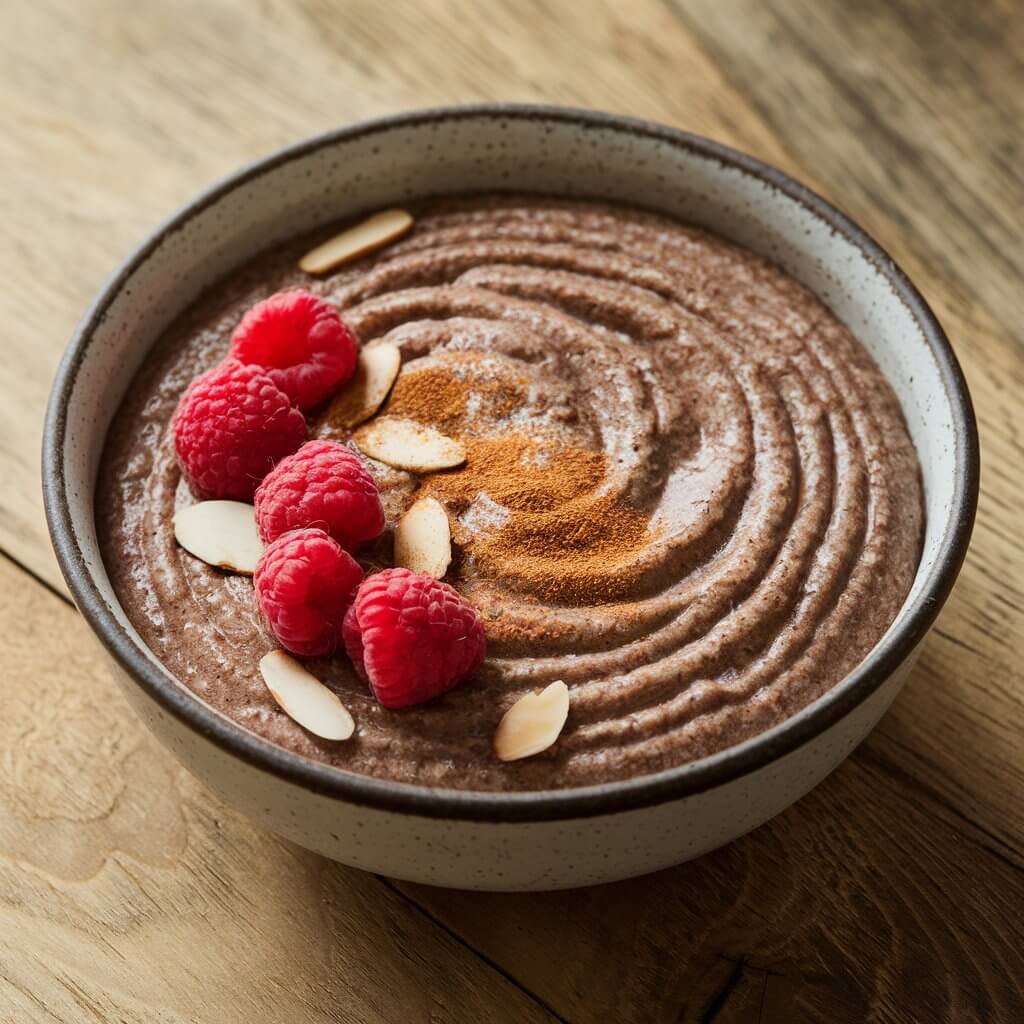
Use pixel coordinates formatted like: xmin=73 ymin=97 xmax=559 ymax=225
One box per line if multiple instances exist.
xmin=299 ymin=209 xmax=414 ymax=274
xmin=494 ymin=681 xmax=570 ymax=762
xmin=322 ymin=343 xmax=401 ymax=429
xmin=173 ymin=501 xmax=264 ymax=575
xmin=394 ymin=496 xmax=452 ymax=578
xmin=353 ymin=416 xmax=466 ymax=472
xmin=259 ymin=651 xmax=355 ymax=741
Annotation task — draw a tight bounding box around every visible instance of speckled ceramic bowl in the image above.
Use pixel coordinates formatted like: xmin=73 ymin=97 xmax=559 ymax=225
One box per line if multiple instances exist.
xmin=43 ymin=105 xmax=977 ymax=890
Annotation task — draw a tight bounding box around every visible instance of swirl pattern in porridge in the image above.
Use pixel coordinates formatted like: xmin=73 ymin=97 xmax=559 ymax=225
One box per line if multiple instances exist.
xmin=98 ymin=196 xmax=923 ymax=790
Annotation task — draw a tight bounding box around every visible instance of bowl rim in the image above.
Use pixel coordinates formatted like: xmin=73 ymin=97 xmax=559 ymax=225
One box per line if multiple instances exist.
xmin=43 ymin=103 xmax=979 ymax=823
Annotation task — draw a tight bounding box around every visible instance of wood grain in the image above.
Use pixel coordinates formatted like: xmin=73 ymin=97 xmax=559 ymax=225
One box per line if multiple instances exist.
xmin=2 ymin=0 xmax=1022 ymax=1021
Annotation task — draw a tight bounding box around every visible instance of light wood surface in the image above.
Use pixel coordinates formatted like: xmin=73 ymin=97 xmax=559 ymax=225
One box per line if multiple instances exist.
xmin=4 ymin=1 xmax=1022 ymax=1021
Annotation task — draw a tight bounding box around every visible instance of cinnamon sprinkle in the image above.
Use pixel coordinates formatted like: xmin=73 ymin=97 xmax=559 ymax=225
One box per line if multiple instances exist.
xmin=385 ymin=366 xmax=468 ymax=430
xmin=385 ymin=360 xmax=653 ymax=604
xmin=385 ymin=359 xmax=525 ymax=432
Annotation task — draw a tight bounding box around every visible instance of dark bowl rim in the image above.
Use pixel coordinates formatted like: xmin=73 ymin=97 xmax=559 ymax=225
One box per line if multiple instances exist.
xmin=42 ymin=103 xmax=979 ymax=824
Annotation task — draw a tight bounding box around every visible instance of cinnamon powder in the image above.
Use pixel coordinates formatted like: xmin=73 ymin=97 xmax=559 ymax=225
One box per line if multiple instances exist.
xmin=386 ymin=362 xmax=653 ymax=603
xmin=385 ymin=359 xmax=525 ymax=432
xmin=384 ymin=366 xmax=469 ymax=431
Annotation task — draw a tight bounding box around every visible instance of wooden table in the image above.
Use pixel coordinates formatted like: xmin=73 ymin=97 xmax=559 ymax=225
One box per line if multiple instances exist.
xmin=4 ymin=1 xmax=1022 ymax=1020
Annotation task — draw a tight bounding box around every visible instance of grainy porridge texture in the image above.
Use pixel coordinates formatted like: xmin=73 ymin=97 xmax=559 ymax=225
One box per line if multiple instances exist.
xmin=98 ymin=196 xmax=923 ymax=790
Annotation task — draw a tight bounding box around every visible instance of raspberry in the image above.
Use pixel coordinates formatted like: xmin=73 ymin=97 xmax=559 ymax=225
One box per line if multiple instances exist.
xmin=172 ymin=360 xmax=307 ymax=501
xmin=254 ymin=528 xmax=364 ymax=657
xmin=343 ymin=568 xmax=486 ymax=709
xmin=254 ymin=439 xmax=384 ymax=553
xmin=230 ymin=289 xmax=358 ymax=410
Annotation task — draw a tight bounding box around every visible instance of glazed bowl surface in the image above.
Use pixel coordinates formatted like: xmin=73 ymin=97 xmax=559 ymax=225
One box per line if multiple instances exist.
xmin=43 ymin=105 xmax=977 ymax=890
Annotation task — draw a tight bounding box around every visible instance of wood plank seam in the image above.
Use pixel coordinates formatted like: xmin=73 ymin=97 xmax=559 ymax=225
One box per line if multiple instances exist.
xmin=380 ymin=878 xmax=572 ymax=1024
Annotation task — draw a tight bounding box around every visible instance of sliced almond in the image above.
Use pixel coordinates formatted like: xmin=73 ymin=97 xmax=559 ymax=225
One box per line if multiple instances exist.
xmin=394 ymin=496 xmax=452 ymax=578
xmin=173 ymin=501 xmax=264 ymax=575
xmin=299 ymin=209 xmax=414 ymax=274
xmin=259 ymin=650 xmax=355 ymax=741
xmin=323 ymin=343 xmax=401 ymax=429
xmin=353 ymin=416 xmax=466 ymax=472
xmin=494 ymin=681 xmax=570 ymax=762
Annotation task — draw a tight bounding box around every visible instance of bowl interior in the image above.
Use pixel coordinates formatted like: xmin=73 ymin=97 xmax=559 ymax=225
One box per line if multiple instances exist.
xmin=47 ymin=106 xmax=974 ymax=802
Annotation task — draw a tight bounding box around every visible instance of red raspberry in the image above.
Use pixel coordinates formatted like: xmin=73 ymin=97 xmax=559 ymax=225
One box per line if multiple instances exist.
xmin=172 ymin=360 xmax=307 ymax=501
xmin=254 ymin=528 xmax=364 ymax=657
xmin=230 ymin=289 xmax=357 ymax=410
xmin=342 ymin=568 xmax=486 ymax=709
xmin=254 ymin=439 xmax=384 ymax=553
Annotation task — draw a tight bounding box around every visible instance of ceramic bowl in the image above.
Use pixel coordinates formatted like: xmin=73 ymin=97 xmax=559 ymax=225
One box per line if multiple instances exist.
xmin=43 ymin=105 xmax=978 ymax=891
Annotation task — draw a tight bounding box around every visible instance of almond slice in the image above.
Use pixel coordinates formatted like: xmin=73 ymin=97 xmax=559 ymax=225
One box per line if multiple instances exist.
xmin=494 ymin=681 xmax=570 ymax=762
xmin=353 ymin=416 xmax=466 ymax=472
xmin=322 ymin=343 xmax=401 ymax=429
xmin=173 ymin=501 xmax=264 ymax=575
xmin=299 ymin=209 xmax=414 ymax=274
xmin=394 ymin=496 xmax=452 ymax=578
xmin=259 ymin=650 xmax=355 ymax=741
